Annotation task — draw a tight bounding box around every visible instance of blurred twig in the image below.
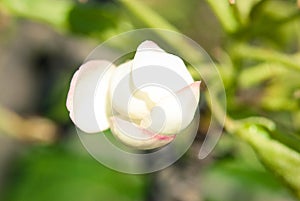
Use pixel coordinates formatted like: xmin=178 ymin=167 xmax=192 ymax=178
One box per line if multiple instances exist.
xmin=0 ymin=105 xmax=58 ymax=143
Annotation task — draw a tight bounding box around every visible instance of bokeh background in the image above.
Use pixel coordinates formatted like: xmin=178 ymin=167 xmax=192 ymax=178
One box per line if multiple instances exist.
xmin=0 ymin=0 xmax=300 ymax=201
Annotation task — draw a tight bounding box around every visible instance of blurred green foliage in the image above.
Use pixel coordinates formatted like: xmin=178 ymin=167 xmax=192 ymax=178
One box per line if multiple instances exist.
xmin=68 ymin=4 xmax=118 ymax=35
xmin=3 ymin=140 xmax=146 ymax=201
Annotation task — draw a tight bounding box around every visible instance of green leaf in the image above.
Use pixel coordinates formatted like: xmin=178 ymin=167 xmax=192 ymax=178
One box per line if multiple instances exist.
xmin=235 ymin=123 xmax=300 ymax=198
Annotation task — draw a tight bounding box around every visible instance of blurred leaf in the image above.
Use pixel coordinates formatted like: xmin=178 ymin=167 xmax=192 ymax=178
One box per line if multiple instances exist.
xmin=3 ymin=144 xmax=146 ymax=201
xmin=68 ymin=3 xmax=119 ymax=36
xmin=1 ymin=0 xmax=73 ymax=29
xmin=1 ymin=0 xmax=120 ymax=37
xmin=235 ymin=0 xmax=300 ymax=48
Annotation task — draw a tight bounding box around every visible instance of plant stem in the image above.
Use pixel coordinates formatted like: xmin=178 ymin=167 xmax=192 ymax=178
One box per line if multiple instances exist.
xmin=119 ymin=0 xmax=177 ymax=31
xmin=205 ymin=0 xmax=239 ymax=33
xmin=233 ymin=44 xmax=300 ymax=72
xmin=235 ymin=124 xmax=300 ymax=198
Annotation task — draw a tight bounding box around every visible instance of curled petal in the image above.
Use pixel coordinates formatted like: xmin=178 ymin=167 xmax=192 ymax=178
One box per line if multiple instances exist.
xmin=66 ymin=60 xmax=115 ymax=133
xmin=110 ymin=60 xmax=150 ymax=119
xmin=110 ymin=116 xmax=175 ymax=150
xmin=141 ymin=81 xmax=201 ymax=135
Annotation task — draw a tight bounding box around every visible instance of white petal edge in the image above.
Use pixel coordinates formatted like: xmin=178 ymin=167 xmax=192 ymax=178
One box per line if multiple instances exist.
xmin=141 ymin=81 xmax=201 ymax=135
xmin=137 ymin=40 xmax=165 ymax=52
xmin=66 ymin=60 xmax=115 ymax=133
xmin=66 ymin=70 xmax=79 ymax=118
xmin=110 ymin=116 xmax=175 ymax=150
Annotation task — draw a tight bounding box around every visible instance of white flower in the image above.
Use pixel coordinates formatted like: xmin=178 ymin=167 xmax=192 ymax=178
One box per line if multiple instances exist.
xmin=66 ymin=41 xmax=201 ymax=150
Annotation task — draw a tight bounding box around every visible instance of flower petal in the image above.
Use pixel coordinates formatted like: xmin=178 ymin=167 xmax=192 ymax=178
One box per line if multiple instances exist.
xmin=132 ymin=40 xmax=194 ymax=89
xmin=129 ymin=41 xmax=195 ymax=107
xmin=110 ymin=116 xmax=175 ymax=150
xmin=141 ymin=81 xmax=201 ymax=135
xmin=110 ymin=60 xmax=150 ymax=120
xmin=66 ymin=60 xmax=115 ymax=133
